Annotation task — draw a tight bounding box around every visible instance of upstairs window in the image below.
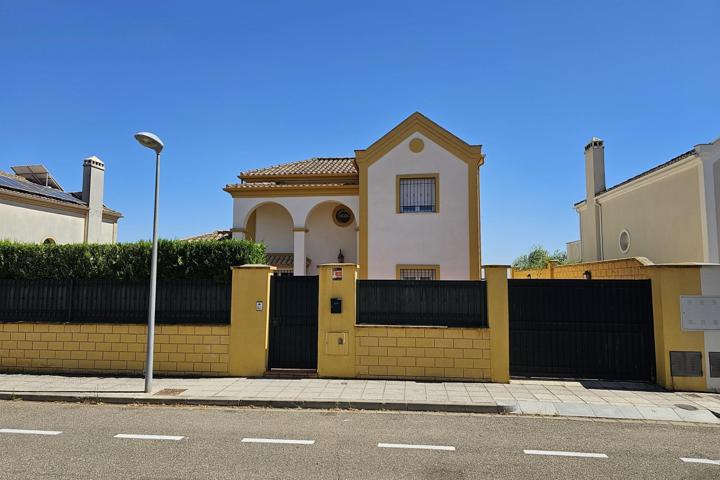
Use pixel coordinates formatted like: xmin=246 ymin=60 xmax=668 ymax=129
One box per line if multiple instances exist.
xmin=397 ymin=174 xmax=438 ymax=213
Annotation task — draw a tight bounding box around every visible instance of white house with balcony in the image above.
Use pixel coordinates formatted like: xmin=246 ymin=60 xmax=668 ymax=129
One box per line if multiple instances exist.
xmin=220 ymin=112 xmax=484 ymax=279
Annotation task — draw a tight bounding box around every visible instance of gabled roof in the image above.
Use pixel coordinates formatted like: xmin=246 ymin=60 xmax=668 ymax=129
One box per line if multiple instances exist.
xmin=239 ymin=157 xmax=357 ymax=180
xmin=355 ymin=112 xmax=484 ymax=167
xmin=574 ymin=148 xmax=697 ymax=207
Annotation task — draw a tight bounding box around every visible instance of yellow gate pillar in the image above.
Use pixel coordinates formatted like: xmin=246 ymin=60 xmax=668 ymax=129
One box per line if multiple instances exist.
xmin=485 ymin=265 xmax=510 ymax=383
xmin=317 ymin=263 xmax=359 ymax=378
xmin=228 ymin=264 xmax=275 ymax=376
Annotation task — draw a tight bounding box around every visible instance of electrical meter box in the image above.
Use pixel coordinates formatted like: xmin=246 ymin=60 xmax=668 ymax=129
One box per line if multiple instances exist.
xmin=326 ymin=332 xmax=348 ymax=355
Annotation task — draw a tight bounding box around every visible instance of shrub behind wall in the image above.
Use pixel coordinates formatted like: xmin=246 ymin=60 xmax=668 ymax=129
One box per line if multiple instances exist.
xmin=0 ymin=239 xmax=265 ymax=282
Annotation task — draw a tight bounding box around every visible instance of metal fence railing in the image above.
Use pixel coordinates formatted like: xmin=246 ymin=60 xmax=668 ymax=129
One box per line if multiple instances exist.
xmin=0 ymin=279 xmax=231 ymax=324
xmin=356 ymin=280 xmax=488 ymax=328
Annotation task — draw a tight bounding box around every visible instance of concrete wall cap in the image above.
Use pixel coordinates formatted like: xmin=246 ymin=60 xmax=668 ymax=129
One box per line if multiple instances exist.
xmin=317 ymin=263 xmax=360 ymax=267
xmin=232 ymin=264 xmax=277 ymax=270
xmin=483 ymin=264 xmax=511 ymax=268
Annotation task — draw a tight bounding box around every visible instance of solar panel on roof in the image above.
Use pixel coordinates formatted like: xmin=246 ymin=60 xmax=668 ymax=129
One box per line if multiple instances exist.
xmin=0 ymin=175 xmax=85 ymax=205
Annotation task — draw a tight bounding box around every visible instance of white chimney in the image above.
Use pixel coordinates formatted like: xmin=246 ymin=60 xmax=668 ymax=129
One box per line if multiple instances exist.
xmin=582 ymin=138 xmax=605 ymax=261
xmin=82 ymin=156 xmax=105 ymax=243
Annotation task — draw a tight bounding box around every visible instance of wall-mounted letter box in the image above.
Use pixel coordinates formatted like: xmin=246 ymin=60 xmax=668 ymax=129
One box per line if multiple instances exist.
xmin=330 ymin=297 xmax=342 ymax=314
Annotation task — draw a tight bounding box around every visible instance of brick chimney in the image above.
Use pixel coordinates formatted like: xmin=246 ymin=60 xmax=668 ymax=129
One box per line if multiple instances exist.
xmin=82 ymin=156 xmax=105 ymax=243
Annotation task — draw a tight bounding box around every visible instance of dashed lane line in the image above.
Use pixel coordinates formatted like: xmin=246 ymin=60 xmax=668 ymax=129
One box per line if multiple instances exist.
xmin=378 ymin=443 xmax=456 ymax=451
xmin=241 ymin=438 xmax=315 ymax=445
xmin=681 ymin=457 xmax=720 ymax=465
xmin=0 ymin=429 xmax=62 ymax=436
xmin=524 ymin=449 xmax=608 ymax=459
xmin=114 ymin=434 xmax=185 ymax=441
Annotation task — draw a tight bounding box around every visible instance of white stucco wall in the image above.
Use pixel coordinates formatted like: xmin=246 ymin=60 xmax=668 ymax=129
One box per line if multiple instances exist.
xmin=0 ymin=199 xmax=87 ymax=244
xmin=700 ymin=266 xmax=720 ymax=392
xmin=305 ymin=201 xmax=357 ymax=275
xmin=253 ymin=203 xmax=294 ymax=253
xmin=579 ymin=162 xmax=705 ymax=263
xmin=366 ymin=133 xmax=470 ymax=279
xmin=100 ymin=219 xmax=118 ymax=244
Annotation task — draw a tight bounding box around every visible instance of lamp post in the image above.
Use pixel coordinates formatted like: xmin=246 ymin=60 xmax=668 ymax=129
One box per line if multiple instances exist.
xmin=134 ymin=131 xmax=164 ymax=394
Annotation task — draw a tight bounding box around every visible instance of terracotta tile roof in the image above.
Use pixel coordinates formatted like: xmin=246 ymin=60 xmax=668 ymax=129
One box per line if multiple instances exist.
xmin=266 ymin=253 xmax=311 ymax=269
xmin=183 ymin=230 xmax=232 ymax=241
xmin=574 ymin=148 xmax=697 ymax=206
xmin=225 ymin=182 xmax=354 ymax=190
xmin=239 ymin=157 xmax=357 ymax=178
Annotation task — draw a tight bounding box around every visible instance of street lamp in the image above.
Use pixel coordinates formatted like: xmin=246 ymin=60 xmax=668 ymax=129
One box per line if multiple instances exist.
xmin=134 ymin=131 xmax=164 ymax=393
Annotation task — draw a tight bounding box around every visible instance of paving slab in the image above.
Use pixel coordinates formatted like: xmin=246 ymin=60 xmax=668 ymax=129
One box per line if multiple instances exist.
xmin=0 ymin=374 xmax=717 ymax=424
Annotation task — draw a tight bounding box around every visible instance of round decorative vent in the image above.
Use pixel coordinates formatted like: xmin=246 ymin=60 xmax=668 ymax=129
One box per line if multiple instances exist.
xmin=409 ymin=137 xmax=425 ymax=153
xmin=619 ymin=229 xmax=630 ymax=254
xmin=333 ymin=205 xmax=354 ymax=227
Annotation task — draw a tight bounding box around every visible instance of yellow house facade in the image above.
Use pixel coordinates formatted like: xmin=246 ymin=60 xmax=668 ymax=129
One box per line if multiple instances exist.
xmin=224 ymin=113 xmax=484 ymax=279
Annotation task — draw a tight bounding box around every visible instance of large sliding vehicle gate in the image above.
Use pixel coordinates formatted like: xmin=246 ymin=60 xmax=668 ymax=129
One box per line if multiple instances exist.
xmin=267 ymin=275 xmax=319 ymax=370
xmin=508 ymin=279 xmax=655 ymax=381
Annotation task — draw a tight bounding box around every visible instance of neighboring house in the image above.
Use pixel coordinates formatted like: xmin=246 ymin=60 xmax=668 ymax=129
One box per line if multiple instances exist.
xmin=0 ymin=157 xmax=122 ymax=244
xmin=570 ymin=136 xmax=720 ymax=264
xmin=221 ymin=112 xmax=484 ymax=279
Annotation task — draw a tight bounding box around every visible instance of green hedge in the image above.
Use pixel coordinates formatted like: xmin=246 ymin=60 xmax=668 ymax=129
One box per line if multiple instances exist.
xmin=0 ymin=239 xmax=266 ymax=282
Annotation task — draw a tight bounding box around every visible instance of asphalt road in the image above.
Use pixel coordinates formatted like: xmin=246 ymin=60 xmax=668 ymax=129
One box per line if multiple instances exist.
xmin=0 ymin=401 xmax=718 ymax=479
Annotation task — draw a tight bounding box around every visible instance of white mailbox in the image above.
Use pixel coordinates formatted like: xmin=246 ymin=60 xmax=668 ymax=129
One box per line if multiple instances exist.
xmin=680 ymin=296 xmax=720 ymax=331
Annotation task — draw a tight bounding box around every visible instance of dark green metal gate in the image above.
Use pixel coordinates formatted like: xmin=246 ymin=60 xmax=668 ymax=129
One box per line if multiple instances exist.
xmin=508 ymin=279 xmax=655 ymax=381
xmin=268 ymin=275 xmax=319 ymax=370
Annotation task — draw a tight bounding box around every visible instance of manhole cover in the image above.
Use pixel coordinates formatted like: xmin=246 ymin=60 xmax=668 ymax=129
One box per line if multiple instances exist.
xmin=674 ymin=404 xmax=698 ymax=411
xmin=154 ymin=388 xmax=186 ymax=396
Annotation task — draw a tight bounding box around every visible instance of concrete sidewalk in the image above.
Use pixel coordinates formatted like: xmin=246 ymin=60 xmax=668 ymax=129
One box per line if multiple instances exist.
xmin=0 ymin=373 xmax=719 ymax=424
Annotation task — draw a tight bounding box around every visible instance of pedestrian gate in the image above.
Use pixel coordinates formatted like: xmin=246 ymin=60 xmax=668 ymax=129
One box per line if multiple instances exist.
xmin=267 ymin=275 xmax=319 ymax=370
xmin=508 ymin=279 xmax=655 ymax=381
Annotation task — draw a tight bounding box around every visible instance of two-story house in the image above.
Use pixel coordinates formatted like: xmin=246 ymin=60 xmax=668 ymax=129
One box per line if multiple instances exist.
xmin=223 ymin=112 xmax=484 ymax=279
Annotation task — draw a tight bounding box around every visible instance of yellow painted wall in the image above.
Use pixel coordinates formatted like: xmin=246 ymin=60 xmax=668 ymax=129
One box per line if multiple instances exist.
xmin=356 ymin=326 xmax=490 ymax=380
xmin=228 ymin=265 xmax=274 ymax=376
xmin=649 ymin=266 xmax=707 ymax=392
xmin=317 ymin=264 xmax=358 ymax=378
xmin=512 ymin=258 xmax=652 ymax=280
xmin=0 ymin=323 xmax=229 ymax=375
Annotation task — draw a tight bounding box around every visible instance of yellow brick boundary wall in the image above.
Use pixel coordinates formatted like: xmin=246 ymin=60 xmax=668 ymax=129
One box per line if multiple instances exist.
xmin=0 ymin=323 xmax=230 ymax=376
xmin=356 ymin=326 xmax=491 ymax=380
xmin=512 ymin=257 xmax=653 ymax=280
xmin=316 ymin=264 xmax=509 ymax=383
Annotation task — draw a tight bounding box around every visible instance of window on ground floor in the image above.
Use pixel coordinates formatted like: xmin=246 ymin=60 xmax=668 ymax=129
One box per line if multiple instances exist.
xmin=397 ymin=265 xmax=440 ymax=280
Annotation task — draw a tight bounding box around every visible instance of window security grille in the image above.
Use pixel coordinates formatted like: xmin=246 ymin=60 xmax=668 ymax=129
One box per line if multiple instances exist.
xmin=399 ymin=177 xmax=436 ymax=213
xmin=399 ymin=268 xmax=436 ymax=280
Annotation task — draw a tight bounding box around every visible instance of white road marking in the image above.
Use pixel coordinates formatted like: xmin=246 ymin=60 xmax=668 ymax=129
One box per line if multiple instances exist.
xmin=681 ymin=457 xmax=720 ymax=465
xmin=114 ymin=434 xmax=184 ymax=441
xmin=524 ymin=449 xmax=608 ymax=459
xmin=241 ymin=438 xmax=315 ymax=445
xmin=378 ymin=443 xmax=456 ymax=451
xmin=0 ymin=429 xmax=62 ymax=436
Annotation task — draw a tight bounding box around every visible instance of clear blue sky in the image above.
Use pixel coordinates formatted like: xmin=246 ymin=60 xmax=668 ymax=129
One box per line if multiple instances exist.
xmin=1 ymin=1 xmax=718 ymax=264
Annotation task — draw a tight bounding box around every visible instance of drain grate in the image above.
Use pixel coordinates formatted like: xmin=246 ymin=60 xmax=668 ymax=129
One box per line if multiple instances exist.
xmin=674 ymin=404 xmax=698 ymax=411
xmin=154 ymin=388 xmax=187 ymax=396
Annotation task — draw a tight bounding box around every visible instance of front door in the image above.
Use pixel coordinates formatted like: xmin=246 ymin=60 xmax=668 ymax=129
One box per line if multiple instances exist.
xmin=267 ymin=275 xmax=319 ymax=370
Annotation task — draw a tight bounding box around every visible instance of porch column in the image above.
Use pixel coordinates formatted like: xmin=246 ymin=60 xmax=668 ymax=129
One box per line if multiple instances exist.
xmin=231 ymin=227 xmax=245 ymax=240
xmin=293 ymin=228 xmax=307 ymax=276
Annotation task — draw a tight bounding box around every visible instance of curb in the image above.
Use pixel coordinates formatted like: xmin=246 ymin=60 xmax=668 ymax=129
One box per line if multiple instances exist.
xmin=0 ymin=392 xmax=509 ymax=414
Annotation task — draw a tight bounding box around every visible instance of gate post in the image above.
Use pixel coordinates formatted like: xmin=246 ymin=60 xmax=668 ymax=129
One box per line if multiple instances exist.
xmin=228 ymin=264 xmax=275 ymax=376
xmin=485 ymin=265 xmax=510 ymax=383
xmin=317 ymin=263 xmax=359 ymax=378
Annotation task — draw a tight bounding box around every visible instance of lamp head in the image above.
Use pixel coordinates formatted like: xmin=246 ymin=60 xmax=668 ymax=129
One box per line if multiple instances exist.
xmin=134 ymin=132 xmax=164 ymax=154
